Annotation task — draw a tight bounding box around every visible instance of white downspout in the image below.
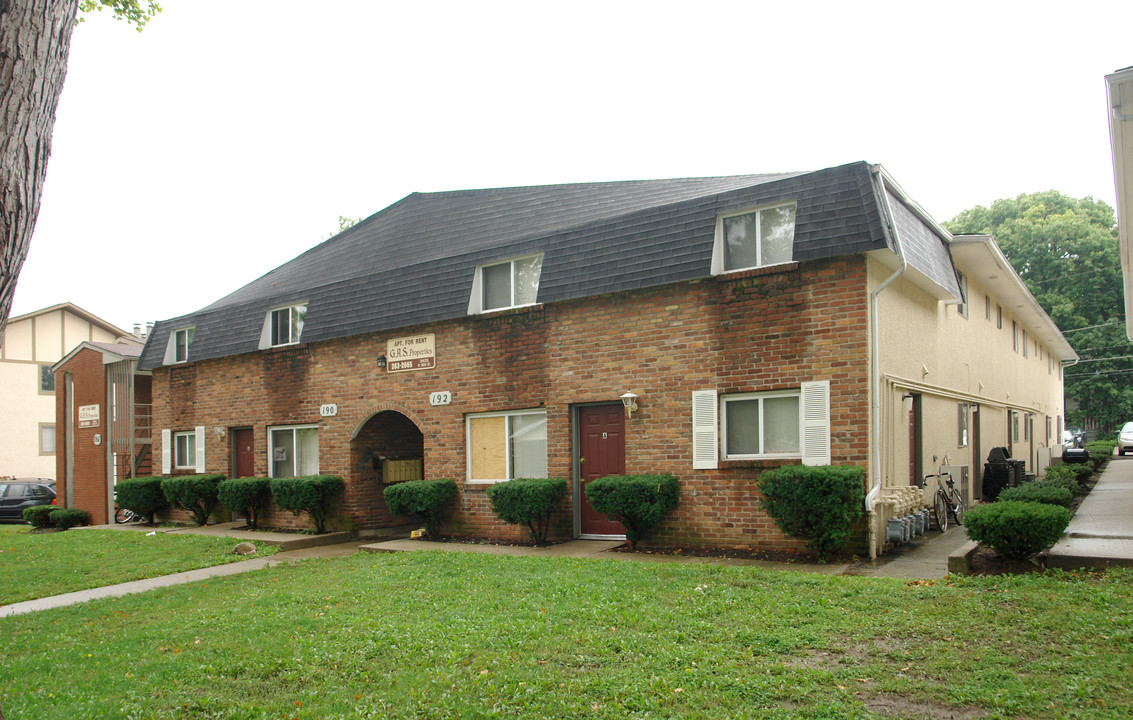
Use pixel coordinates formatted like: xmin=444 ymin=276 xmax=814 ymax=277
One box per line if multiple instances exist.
xmin=867 ymin=166 xmax=907 ymax=559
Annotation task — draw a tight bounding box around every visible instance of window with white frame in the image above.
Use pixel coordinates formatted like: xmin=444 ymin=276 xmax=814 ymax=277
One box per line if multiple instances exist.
xmin=692 ymin=382 xmax=830 ymax=468
xmin=269 ymin=425 xmax=319 ymax=477
xmin=714 ymin=202 xmax=796 ymax=273
xmin=39 ymin=423 xmax=56 ymax=455
xmin=722 ymin=391 xmax=802 ymax=459
xmin=470 ymin=254 xmax=543 ymax=314
xmin=161 ymin=427 xmax=204 ymax=474
xmin=174 ymin=327 xmax=194 ymax=363
xmin=259 ymin=304 xmax=307 ymax=349
xmin=466 ymin=409 xmax=547 ymax=483
xmin=174 ymin=431 xmax=196 ymax=469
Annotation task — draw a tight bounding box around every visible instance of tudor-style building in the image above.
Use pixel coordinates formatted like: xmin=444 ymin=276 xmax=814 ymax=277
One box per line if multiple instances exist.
xmin=133 ymin=162 xmax=1074 ymax=557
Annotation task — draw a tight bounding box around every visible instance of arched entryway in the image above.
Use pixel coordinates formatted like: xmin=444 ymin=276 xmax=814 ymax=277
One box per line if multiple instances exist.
xmin=350 ymin=410 xmax=424 ymax=531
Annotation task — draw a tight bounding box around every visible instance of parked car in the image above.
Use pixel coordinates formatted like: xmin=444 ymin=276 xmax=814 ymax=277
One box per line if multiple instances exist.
xmin=1118 ymin=422 xmax=1133 ymax=456
xmin=0 ymin=479 xmax=57 ymax=523
xmin=1063 ymin=429 xmax=1085 ymax=449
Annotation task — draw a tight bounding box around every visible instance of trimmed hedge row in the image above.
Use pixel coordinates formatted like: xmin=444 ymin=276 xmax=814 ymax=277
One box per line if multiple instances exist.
xmin=486 ymin=478 xmax=568 ymax=544
xmin=117 ymin=474 xmax=344 ymax=533
xmin=757 ymin=465 xmax=865 ymax=559
xmin=270 ymin=475 xmax=344 ymax=534
xmin=22 ymin=505 xmax=91 ymax=530
xmin=584 ymin=474 xmax=680 ymax=550
xmin=162 ymin=474 xmax=225 ymax=526
xmin=217 ymin=477 xmax=271 ymax=529
xmin=997 ymin=481 xmax=1074 ymax=508
xmin=964 ymin=501 xmax=1070 ymax=559
xmin=383 ymin=479 xmax=457 ymax=536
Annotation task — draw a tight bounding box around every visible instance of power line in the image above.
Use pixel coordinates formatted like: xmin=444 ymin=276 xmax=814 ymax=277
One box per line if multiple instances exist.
xmin=1062 ymin=320 xmax=1125 ymax=334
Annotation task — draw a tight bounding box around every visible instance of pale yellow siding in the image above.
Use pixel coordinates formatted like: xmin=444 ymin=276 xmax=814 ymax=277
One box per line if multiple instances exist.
xmin=871 ymin=257 xmax=1066 ymax=507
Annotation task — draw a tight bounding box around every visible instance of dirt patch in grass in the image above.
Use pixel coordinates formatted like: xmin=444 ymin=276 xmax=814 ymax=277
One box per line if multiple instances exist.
xmin=863 ymin=695 xmax=985 ymax=719
xmin=965 ymin=546 xmax=1048 ymax=576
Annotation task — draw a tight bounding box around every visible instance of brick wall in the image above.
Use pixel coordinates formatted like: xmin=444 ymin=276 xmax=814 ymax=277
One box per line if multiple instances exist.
xmin=150 ymin=256 xmax=871 ymax=550
xmin=55 ymin=348 xmax=109 ymax=523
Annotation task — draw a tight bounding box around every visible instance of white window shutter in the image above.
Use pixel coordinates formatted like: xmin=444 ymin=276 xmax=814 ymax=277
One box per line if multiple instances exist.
xmin=691 ymin=390 xmax=719 ymax=469
xmin=195 ymin=426 xmax=207 ymax=473
xmin=161 ymin=429 xmax=171 ymax=474
xmin=800 ymin=380 xmax=831 ymax=466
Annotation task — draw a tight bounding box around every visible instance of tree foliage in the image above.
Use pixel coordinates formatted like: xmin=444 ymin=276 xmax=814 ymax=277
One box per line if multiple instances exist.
xmin=0 ymin=0 xmax=158 ymax=343
xmin=77 ymin=1 xmax=161 ymax=30
xmin=946 ymin=192 xmax=1129 ymax=431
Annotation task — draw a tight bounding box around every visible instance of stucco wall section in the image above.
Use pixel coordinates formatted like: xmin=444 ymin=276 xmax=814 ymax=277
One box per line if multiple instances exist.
xmin=871 ymin=256 xmax=1066 ymax=500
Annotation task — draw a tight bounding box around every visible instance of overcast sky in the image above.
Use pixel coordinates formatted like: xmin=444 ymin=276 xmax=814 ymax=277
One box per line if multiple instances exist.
xmin=10 ymin=0 xmax=1133 ymax=332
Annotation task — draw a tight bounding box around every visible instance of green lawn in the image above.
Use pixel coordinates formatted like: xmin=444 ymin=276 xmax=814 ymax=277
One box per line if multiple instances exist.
xmin=1 ymin=549 xmax=1130 ymax=719
xmin=0 ymin=525 xmax=277 ymax=605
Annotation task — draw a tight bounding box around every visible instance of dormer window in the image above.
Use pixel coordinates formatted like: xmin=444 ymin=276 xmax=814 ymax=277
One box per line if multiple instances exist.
xmin=712 ymin=202 xmax=796 ymax=273
xmin=163 ymin=326 xmax=195 ymax=365
xmin=469 ymin=254 xmax=543 ymax=314
xmin=272 ymin=304 xmax=306 ymax=346
xmin=174 ymin=328 xmax=193 ymax=363
xmin=259 ymin=303 xmax=308 ymax=349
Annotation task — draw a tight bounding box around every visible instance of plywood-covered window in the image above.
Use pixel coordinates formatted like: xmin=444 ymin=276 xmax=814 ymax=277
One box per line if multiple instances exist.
xmin=466 ymin=409 xmax=547 ymax=483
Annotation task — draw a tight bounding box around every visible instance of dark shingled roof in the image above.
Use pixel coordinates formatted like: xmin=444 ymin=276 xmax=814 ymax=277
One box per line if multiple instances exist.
xmin=139 ymin=161 xmax=955 ymax=370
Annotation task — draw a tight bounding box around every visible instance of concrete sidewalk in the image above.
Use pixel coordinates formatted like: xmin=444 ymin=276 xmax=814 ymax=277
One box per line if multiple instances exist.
xmin=1048 ymin=455 xmax=1133 ymax=570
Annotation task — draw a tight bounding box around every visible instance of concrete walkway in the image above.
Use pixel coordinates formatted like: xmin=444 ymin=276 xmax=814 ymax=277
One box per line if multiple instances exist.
xmin=1048 ymin=454 xmax=1133 ymax=570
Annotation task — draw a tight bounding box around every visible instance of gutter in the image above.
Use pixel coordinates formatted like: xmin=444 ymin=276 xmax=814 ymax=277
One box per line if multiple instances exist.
xmin=866 ymin=165 xmax=908 ymax=559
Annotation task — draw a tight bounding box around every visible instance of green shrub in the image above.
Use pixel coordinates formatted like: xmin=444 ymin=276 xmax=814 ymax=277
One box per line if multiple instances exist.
xmin=22 ymin=504 xmax=56 ymax=529
xmin=998 ymin=481 xmax=1073 ymax=507
xmin=162 ymin=474 xmax=225 ymax=525
xmin=270 ymin=475 xmax=344 ymax=534
xmin=1037 ymin=473 xmax=1080 ymax=497
xmin=1045 ymin=463 xmax=1094 ymax=489
xmin=48 ymin=507 xmax=91 ymax=530
xmin=1086 ymin=440 xmax=1114 ymax=458
xmin=757 ymin=465 xmax=865 ymax=559
xmin=116 ymin=476 xmax=169 ymax=524
xmin=584 ymin=474 xmax=680 ymax=550
xmin=485 ymin=478 xmax=568 ymax=544
xmin=218 ymin=477 xmax=271 ymax=529
xmin=964 ymin=500 xmax=1070 ymax=559
xmin=383 ymin=479 xmax=457 ymax=536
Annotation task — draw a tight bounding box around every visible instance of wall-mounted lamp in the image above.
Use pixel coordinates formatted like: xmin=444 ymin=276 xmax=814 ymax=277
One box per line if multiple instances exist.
xmin=621 ymin=391 xmax=639 ymax=418
xmin=377 ymin=354 xmax=387 ymax=369
xmin=214 ymin=426 xmax=226 ymax=439
xmin=901 ymin=393 xmax=915 ymax=401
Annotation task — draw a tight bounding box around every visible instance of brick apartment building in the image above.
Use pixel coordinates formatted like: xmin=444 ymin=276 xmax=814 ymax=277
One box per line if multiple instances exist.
xmin=52 ymin=337 xmax=151 ymax=524
xmin=128 ymin=161 xmax=1073 ymax=557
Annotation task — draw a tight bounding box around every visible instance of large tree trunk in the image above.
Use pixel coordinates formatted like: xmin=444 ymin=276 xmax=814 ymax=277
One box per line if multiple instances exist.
xmin=0 ymin=0 xmax=79 ymax=344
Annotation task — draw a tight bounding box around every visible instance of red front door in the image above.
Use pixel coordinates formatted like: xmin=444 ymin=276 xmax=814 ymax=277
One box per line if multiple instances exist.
xmin=233 ymin=429 xmax=255 ymax=478
xmin=578 ymin=405 xmax=626 ymax=536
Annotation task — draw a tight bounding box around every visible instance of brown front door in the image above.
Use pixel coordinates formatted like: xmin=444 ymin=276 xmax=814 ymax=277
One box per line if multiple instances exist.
xmin=578 ymin=405 xmax=626 ymax=536
xmin=233 ymin=429 xmax=255 ymax=478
